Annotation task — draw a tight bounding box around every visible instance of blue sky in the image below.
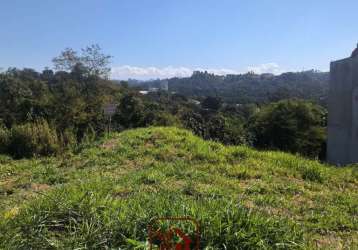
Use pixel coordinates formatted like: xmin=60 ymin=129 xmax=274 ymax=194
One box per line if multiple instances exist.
xmin=0 ymin=0 xmax=357 ymax=79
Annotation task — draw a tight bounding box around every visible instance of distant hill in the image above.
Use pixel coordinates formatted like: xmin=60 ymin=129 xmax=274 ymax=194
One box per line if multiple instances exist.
xmin=1 ymin=127 xmax=356 ymax=249
xmin=133 ymin=70 xmax=329 ymax=105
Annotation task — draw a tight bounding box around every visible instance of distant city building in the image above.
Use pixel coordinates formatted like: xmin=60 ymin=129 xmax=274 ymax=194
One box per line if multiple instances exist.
xmin=139 ymin=90 xmax=149 ymax=95
xmin=188 ymin=99 xmax=201 ymax=105
xmin=149 ymin=87 xmax=159 ymax=92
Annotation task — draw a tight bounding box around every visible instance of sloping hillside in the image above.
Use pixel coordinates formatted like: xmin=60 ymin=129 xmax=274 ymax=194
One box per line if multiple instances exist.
xmin=0 ymin=127 xmax=357 ymax=249
xmin=139 ymin=71 xmax=329 ymax=105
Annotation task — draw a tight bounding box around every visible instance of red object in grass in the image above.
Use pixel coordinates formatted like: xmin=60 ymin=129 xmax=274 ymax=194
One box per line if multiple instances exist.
xmin=148 ymin=217 xmax=200 ymax=250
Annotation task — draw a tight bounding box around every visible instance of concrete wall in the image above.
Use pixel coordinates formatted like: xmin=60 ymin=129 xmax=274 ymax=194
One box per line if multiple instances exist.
xmin=327 ymin=56 xmax=358 ymax=165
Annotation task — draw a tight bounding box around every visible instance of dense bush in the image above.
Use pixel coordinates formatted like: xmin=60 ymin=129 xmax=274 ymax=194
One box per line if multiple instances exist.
xmin=181 ymin=110 xmax=208 ymax=139
xmin=201 ymin=96 xmax=222 ymax=110
xmin=113 ymin=93 xmax=182 ymax=130
xmin=113 ymin=94 xmax=146 ymax=129
xmin=220 ymin=115 xmax=249 ymax=145
xmin=249 ymin=99 xmax=326 ymax=158
xmin=7 ymin=119 xmax=60 ymax=158
xmin=150 ymin=112 xmax=180 ymax=127
xmin=182 ymin=111 xmax=248 ymax=145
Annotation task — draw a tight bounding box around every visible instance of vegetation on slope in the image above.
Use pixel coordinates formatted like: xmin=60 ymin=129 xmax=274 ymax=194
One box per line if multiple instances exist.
xmin=138 ymin=70 xmax=329 ymax=105
xmin=0 ymin=127 xmax=357 ymax=249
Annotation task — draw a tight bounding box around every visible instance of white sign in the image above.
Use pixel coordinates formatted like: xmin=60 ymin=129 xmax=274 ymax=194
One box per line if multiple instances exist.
xmin=103 ymin=104 xmax=117 ymax=116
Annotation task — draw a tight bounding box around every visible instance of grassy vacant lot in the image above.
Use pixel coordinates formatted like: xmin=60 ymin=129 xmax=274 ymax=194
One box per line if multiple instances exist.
xmin=0 ymin=127 xmax=357 ymax=249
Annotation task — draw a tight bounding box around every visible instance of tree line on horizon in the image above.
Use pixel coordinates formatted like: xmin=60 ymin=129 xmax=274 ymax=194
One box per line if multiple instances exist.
xmin=133 ymin=69 xmax=329 ymax=106
xmin=0 ymin=45 xmax=327 ymax=160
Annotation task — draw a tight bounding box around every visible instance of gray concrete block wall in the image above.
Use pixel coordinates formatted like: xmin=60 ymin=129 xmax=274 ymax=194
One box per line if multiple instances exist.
xmin=327 ymin=56 xmax=358 ymax=165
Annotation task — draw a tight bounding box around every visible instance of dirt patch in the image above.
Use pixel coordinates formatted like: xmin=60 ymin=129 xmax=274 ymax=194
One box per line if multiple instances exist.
xmin=30 ymin=183 xmax=51 ymax=192
xmin=291 ymin=194 xmax=314 ymax=208
xmin=113 ymin=190 xmax=132 ymax=199
xmin=0 ymin=178 xmax=18 ymax=195
xmin=101 ymin=139 xmax=118 ymax=150
xmin=313 ymin=234 xmax=344 ymax=249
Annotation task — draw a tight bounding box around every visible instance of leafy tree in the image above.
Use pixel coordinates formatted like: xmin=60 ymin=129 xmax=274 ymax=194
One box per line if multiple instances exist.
xmin=181 ymin=110 xmax=207 ymax=138
xmin=219 ymin=115 xmax=249 ymax=145
xmin=182 ymin=111 xmax=248 ymax=145
xmin=52 ymin=44 xmax=112 ymax=78
xmin=49 ymin=73 xmax=107 ymax=139
xmin=222 ymin=103 xmax=258 ymax=121
xmin=52 ymin=48 xmax=79 ymax=72
xmin=151 ymin=112 xmax=179 ymax=126
xmin=113 ymin=93 xmax=146 ymax=129
xmin=81 ymin=44 xmax=112 ymax=78
xmin=249 ymin=99 xmax=326 ymax=158
xmin=0 ymin=69 xmax=52 ymax=127
xmin=0 ymin=47 xmax=118 ymax=157
xmin=201 ymin=96 xmax=222 ymax=111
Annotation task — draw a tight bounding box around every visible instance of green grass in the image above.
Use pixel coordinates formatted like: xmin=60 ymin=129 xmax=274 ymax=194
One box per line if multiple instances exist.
xmin=0 ymin=127 xmax=357 ymax=249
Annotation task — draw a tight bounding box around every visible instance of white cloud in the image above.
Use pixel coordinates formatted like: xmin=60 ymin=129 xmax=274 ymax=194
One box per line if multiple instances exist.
xmin=247 ymin=63 xmax=283 ymax=75
xmin=111 ymin=63 xmax=284 ymax=80
xmin=111 ymin=65 xmax=193 ymax=80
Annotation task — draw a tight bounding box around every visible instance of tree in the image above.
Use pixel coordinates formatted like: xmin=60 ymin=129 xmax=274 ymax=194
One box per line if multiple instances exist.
xmin=181 ymin=110 xmax=206 ymax=138
xmin=248 ymin=99 xmax=326 ymax=158
xmin=201 ymin=96 xmax=222 ymax=111
xmin=181 ymin=110 xmax=248 ymax=146
xmin=113 ymin=93 xmax=146 ymax=129
xmin=0 ymin=69 xmax=52 ymax=127
xmin=52 ymin=48 xmax=80 ymax=72
xmin=81 ymin=44 xmax=112 ymax=78
xmin=52 ymin=44 xmax=112 ymax=78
